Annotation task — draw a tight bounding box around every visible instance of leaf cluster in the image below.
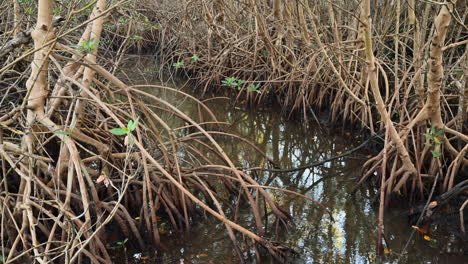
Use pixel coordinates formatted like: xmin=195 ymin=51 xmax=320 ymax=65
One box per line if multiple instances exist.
xmin=109 ymin=238 xmax=128 ymax=249
xmin=109 ymin=117 xmax=140 ymax=146
xmin=247 ymin=83 xmax=262 ymax=94
xmin=221 ymin=77 xmax=244 ymax=88
xmin=71 ymin=38 xmax=99 ymax=54
xmin=172 ymin=61 xmax=184 ymax=68
xmin=222 ymin=77 xmax=262 ymax=94
xmin=172 ymin=54 xmax=199 ymax=69
xmin=424 ymin=126 xmax=444 ymax=158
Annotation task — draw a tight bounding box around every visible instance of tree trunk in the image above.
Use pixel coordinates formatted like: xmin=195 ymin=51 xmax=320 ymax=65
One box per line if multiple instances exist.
xmin=361 ymin=0 xmax=418 ymax=191
xmin=24 ymin=1 xmax=54 ymax=263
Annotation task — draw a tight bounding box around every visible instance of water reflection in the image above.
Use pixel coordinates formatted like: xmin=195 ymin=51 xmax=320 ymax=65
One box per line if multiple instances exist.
xmin=207 ymin=105 xmax=377 ymax=264
xmin=117 ymin=57 xmax=467 ymax=264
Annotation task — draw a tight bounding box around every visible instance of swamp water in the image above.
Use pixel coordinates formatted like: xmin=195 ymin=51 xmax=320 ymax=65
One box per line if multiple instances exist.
xmin=113 ymin=57 xmax=467 ymax=264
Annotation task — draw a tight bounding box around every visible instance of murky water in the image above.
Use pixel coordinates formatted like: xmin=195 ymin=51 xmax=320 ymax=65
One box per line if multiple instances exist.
xmin=114 ymin=57 xmax=467 ymax=264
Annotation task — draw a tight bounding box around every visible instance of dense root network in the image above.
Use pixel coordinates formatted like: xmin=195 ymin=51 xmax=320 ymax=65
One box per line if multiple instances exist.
xmin=0 ymin=0 xmax=303 ymax=262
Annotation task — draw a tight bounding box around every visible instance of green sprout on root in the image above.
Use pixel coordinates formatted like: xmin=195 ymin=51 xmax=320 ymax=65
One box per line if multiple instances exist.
xmin=191 ymin=54 xmax=200 ymax=62
xmin=247 ymin=83 xmax=262 ymax=94
xmin=221 ymin=77 xmax=240 ymax=88
xmin=173 ymin=61 xmax=185 ymax=69
xmin=222 ymin=77 xmax=261 ymax=94
xmin=110 ymin=238 xmax=128 ymax=250
xmin=424 ymin=125 xmax=444 ymax=159
xmin=71 ymin=38 xmax=99 ymax=54
xmin=109 ymin=117 xmax=140 ymax=146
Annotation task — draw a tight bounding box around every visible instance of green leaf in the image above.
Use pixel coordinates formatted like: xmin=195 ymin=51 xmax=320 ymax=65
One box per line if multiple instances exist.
xmin=222 ymin=77 xmax=238 ymax=87
xmin=247 ymin=83 xmax=261 ymax=92
xmin=434 ymin=129 xmax=444 ymax=137
xmin=173 ymin=61 xmax=184 ymax=68
xmin=109 ymin=127 xmax=128 ymax=135
xmin=430 ymin=150 xmax=442 ymax=158
xmin=424 ymin=142 xmax=433 ymax=147
xmin=117 ymin=238 xmax=129 ymax=245
xmin=190 ymin=54 xmax=199 ymax=62
xmin=128 ymin=116 xmax=140 ymax=131
xmin=53 ymin=131 xmax=70 ymax=136
xmin=430 ymin=126 xmax=436 ymax=134
xmin=423 ymin=133 xmax=433 ymax=140
xmin=236 ymin=79 xmax=245 ymax=86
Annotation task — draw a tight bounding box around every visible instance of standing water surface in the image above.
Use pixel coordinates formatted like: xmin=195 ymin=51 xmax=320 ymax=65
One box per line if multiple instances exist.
xmin=114 ymin=57 xmax=467 ymax=264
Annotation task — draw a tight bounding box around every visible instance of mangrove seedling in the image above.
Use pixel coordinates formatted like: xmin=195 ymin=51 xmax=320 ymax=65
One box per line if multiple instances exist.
xmin=110 ymin=238 xmax=128 ymax=250
xmin=173 ymin=61 xmax=184 ymax=69
xmin=72 ymin=38 xmax=99 ymax=54
xmin=222 ymin=77 xmax=245 ymax=89
xmin=247 ymin=83 xmax=262 ymax=94
xmin=424 ymin=126 xmax=444 ymax=158
xmin=191 ymin=54 xmax=200 ymax=62
xmin=222 ymin=77 xmax=238 ymax=87
xmin=109 ymin=117 xmax=140 ymax=146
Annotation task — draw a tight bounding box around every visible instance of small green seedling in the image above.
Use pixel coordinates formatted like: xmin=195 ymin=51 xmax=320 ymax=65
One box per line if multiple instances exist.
xmin=72 ymin=38 xmax=99 ymax=54
xmin=424 ymin=125 xmax=444 ymax=158
xmin=173 ymin=61 xmax=185 ymax=69
xmin=222 ymin=77 xmax=238 ymax=87
xmin=236 ymin=79 xmax=245 ymax=87
xmin=222 ymin=77 xmax=246 ymax=89
xmin=190 ymin=54 xmax=200 ymax=62
xmin=109 ymin=117 xmax=140 ymax=146
xmin=247 ymin=83 xmax=262 ymax=94
xmin=110 ymin=238 xmax=128 ymax=249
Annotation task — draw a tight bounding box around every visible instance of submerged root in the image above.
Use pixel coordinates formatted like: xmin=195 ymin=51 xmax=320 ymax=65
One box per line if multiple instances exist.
xmin=0 ymin=41 xmax=300 ymax=264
